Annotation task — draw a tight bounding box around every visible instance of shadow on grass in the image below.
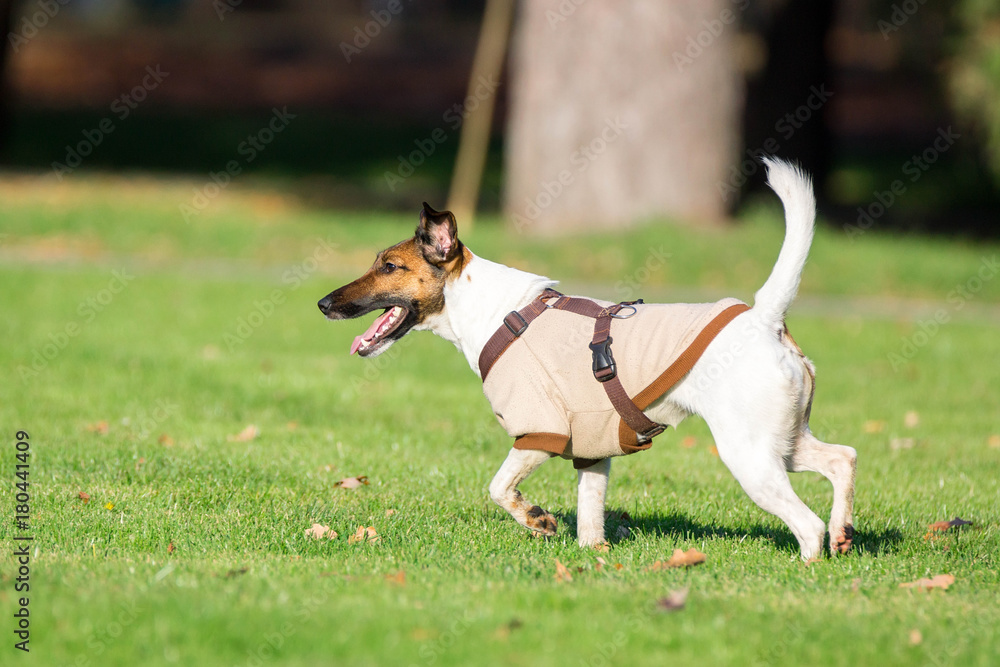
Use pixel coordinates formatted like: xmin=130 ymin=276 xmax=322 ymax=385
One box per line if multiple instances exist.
xmin=560 ymin=510 xmax=904 ymax=557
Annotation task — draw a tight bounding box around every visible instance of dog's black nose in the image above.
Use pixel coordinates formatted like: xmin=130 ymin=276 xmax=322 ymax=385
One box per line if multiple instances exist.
xmin=318 ymin=295 xmax=333 ymax=314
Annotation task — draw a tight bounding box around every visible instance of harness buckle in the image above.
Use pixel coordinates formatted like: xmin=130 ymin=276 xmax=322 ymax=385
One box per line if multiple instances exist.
xmin=503 ymin=311 xmax=529 ymax=336
xmin=589 ymin=337 xmax=617 ymax=382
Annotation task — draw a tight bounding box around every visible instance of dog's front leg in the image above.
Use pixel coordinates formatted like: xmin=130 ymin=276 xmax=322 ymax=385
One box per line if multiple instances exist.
xmin=488 ymin=448 xmax=557 ymax=536
xmin=576 ymin=458 xmax=611 ymax=547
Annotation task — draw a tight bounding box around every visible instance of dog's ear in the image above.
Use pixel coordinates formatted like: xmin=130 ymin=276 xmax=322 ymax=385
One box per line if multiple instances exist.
xmin=416 ymin=202 xmax=460 ymax=266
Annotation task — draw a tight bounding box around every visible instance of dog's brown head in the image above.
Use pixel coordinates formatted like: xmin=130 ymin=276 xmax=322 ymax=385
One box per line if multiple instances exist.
xmin=318 ymin=203 xmax=469 ymax=357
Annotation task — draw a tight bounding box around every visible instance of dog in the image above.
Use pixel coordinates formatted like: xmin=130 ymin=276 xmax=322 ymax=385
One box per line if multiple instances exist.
xmin=318 ymin=158 xmax=856 ymax=560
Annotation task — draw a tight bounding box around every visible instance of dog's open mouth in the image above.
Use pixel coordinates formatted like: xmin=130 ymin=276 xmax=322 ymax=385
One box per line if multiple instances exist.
xmin=351 ymin=305 xmax=408 ymax=356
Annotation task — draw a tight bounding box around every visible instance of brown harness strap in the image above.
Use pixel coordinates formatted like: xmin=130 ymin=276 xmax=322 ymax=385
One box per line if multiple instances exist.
xmin=616 ymin=302 xmax=750 ymax=448
xmin=479 ymin=288 xmax=564 ymax=382
xmin=588 ymin=303 xmax=665 ymax=439
xmin=479 ymin=290 xmax=749 ymax=451
xmin=479 ymin=288 xmax=663 ymax=438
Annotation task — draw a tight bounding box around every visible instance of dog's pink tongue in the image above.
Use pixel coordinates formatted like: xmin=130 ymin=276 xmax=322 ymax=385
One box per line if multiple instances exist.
xmin=350 ymin=309 xmax=392 ymax=355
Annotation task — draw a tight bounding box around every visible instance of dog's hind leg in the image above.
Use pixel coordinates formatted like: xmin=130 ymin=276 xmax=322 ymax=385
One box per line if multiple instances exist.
xmin=787 ymin=431 xmax=857 ymax=554
xmin=489 ymin=448 xmax=558 ymax=537
xmin=712 ymin=425 xmax=826 ymax=560
xmin=576 ymin=458 xmax=611 ymax=548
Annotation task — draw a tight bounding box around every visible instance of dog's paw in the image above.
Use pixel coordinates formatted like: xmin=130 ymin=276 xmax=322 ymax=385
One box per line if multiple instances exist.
xmin=525 ymin=505 xmax=557 ymax=536
xmin=831 ymin=524 xmax=854 ymax=554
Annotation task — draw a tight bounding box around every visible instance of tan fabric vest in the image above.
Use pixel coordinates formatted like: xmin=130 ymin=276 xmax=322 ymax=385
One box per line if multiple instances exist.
xmin=482 ymin=298 xmax=746 ymax=464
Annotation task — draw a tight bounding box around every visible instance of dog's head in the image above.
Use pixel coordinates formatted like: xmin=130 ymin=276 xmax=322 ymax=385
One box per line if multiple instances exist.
xmin=317 ymin=202 xmax=467 ymax=357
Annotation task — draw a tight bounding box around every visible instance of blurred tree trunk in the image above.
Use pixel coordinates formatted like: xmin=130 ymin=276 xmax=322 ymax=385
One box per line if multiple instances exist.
xmin=505 ymin=0 xmax=742 ymax=234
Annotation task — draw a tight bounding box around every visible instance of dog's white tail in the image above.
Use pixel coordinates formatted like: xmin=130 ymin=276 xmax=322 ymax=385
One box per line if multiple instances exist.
xmin=752 ymin=158 xmax=816 ymax=327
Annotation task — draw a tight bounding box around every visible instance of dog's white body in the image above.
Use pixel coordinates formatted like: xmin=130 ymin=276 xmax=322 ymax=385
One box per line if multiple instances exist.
xmin=418 ymin=160 xmax=855 ymax=560
xmin=321 ymin=159 xmax=856 ymax=560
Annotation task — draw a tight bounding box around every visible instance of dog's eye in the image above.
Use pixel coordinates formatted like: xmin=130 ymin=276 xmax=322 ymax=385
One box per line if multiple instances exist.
xmin=383 ymin=262 xmax=398 ymax=273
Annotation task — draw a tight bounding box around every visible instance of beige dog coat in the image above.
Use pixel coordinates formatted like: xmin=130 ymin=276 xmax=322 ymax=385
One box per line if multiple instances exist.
xmin=482 ymin=297 xmax=748 ymax=466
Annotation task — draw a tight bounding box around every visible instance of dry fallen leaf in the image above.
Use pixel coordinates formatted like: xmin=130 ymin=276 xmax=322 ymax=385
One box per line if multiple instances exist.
xmin=385 ymin=509 xmax=397 ymax=518
xmin=158 ymin=433 xmax=174 ymax=447
xmin=86 ymin=421 xmax=110 ymax=435
xmin=385 ymin=570 xmax=406 ymax=585
xmin=900 ymin=574 xmax=955 ymax=591
xmin=680 ymin=436 xmax=698 ymax=449
xmin=648 ymin=548 xmax=707 ymax=570
xmin=334 ymin=476 xmax=369 ymax=489
xmin=904 ymin=411 xmax=920 ymax=428
xmin=595 ymin=556 xmax=607 ymax=572
xmin=863 ymin=420 xmax=886 ymax=434
xmin=227 ymin=424 xmax=259 ymax=442
xmin=348 ymin=525 xmax=380 ymax=544
xmin=708 ymin=445 xmax=719 ymax=457
xmin=851 ymin=578 xmax=862 ymax=593
xmin=77 ymin=491 xmax=91 ymax=504
xmin=286 ymin=421 xmax=299 ymax=431
xmin=656 ymin=588 xmax=689 ymax=612
xmin=554 ymin=559 xmax=573 ymax=582
xmin=928 ymin=517 xmax=972 ymax=532
xmin=989 ymin=434 xmax=1000 ymax=449
xmin=924 ymin=517 xmax=972 ymax=540
xmin=304 ymin=523 xmax=337 ymax=540
xmin=167 ymin=541 xmax=176 ymax=554
xmin=594 ymin=542 xmax=610 ymax=553
xmin=909 ymin=629 xmax=923 ymax=645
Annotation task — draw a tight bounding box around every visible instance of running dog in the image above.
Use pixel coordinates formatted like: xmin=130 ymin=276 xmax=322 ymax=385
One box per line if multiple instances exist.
xmin=317 ymin=158 xmax=856 ymax=560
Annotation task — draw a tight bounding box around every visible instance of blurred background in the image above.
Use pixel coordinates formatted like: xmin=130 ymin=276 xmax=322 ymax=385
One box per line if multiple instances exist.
xmin=0 ymin=0 xmax=998 ymax=235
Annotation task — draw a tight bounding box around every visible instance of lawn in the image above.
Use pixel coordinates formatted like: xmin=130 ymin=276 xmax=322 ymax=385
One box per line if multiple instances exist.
xmin=1 ymin=175 xmax=998 ymax=666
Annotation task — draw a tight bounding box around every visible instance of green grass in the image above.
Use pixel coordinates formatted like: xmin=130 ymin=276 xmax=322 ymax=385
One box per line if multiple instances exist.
xmin=1 ymin=175 xmax=999 ymax=666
